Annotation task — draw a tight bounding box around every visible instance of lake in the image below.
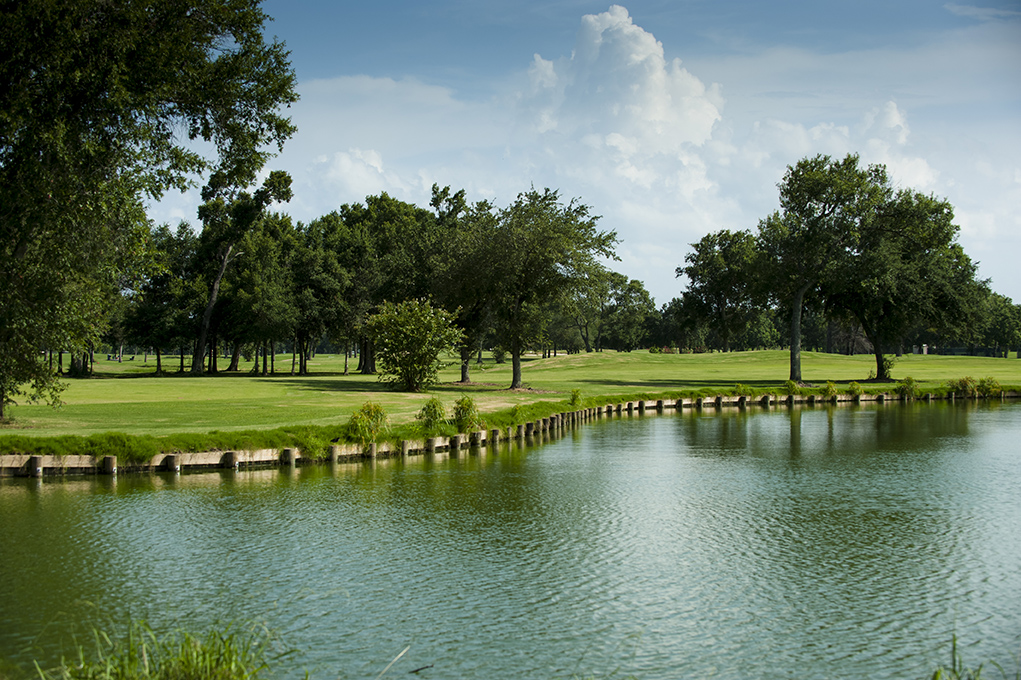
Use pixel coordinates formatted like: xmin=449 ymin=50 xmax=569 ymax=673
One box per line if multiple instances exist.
xmin=1 ymin=401 xmax=1019 ymax=678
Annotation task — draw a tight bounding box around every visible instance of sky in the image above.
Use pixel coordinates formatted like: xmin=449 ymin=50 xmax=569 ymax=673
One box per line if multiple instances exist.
xmin=149 ymin=0 xmax=1021 ymax=306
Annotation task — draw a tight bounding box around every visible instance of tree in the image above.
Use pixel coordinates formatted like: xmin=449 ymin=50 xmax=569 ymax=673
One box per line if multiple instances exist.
xmin=757 ymin=154 xmax=890 ymax=382
xmin=0 ymin=0 xmax=297 ymax=417
xmin=123 ymin=222 xmax=199 ymax=374
xmin=603 ymin=278 xmax=656 ymax=351
xmin=824 ymin=190 xmax=987 ymax=378
xmin=364 ymin=299 xmax=463 ymax=392
xmin=980 ymin=293 xmax=1021 ymax=358
xmin=677 ymin=229 xmax=762 ymax=352
xmin=191 ymin=171 xmax=293 ymax=373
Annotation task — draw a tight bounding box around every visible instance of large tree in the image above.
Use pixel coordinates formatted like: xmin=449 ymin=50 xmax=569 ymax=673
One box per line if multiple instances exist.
xmin=757 ymin=154 xmax=890 ymax=382
xmin=824 ymin=190 xmax=987 ymax=379
xmin=677 ymin=229 xmax=762 ymax=352
xmin=488 ymin=188 xmax=618 ymax=388
xmin=0 ymin=0 xmax=297 ymax=417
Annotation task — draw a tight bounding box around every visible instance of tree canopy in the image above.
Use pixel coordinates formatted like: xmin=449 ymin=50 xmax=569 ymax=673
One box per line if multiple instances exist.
xmin=0 ymin=0 xmax=297 ymax=417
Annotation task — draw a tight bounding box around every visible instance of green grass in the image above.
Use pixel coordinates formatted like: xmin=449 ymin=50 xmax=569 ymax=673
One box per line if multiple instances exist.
xmin=3 ymin=350 xmax=1019 ymax=455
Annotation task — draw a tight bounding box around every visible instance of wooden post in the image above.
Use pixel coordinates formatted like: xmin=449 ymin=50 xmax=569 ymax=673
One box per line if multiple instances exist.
xmin=489 ymin=428 xmax=502 ymax=445
xmin=222 ymin=451 xmax=239 ymax=470
xmin=367 ymin=443 xmax=377 ymax=459
xmin=102 ymin=455 xmax=117 ymax=475
xmin=515 ymin=424 xmax=525 ymax=440
xmin=163 ymin=454 xmax=180 ymax=473
xmin=656 ymin=400 xmax=665 ymax=412
xmin=401 ymin=440 xmax=411 ymax=457
xmin=29 ymin=455 xmax=43 ymax=478
xmin=426 ymin=438 xmax=437 ymax=453
xmin=329 ymin=445 xmax=341 ymax=463
xmin=281 ymin=448 xmax=298 ymax=466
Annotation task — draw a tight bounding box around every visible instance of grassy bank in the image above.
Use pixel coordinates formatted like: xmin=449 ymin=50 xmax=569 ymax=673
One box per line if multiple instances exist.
xmin=2 ymin=350 xmax=1019 ymax=459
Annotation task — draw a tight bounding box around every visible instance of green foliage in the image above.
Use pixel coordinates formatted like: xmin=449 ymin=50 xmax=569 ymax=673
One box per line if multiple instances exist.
xmin=783 ymin=379 xmax=801 ymax=396
xmin=733 ymin=384 xmax=751 ymax=396
xmin=977 ymin=377 xmax=1002 ymax=398
xmin=895 ymin=376 xmax=919 ymax=400
xmin=81 ymin=433 xmax=160 ymax=464
xmin=946 ymin=376 xmax=978 ymax=398
xmin=452 ymin=396 xmax=485 ymax=433
xmin=416 ymin=397 xmax=447 ymax=432
xmin=33 ymin=619 xmax=275 ymax=680
xmin=348 ymin=402 xmax=388 ymax=446
xmin=364 ymin=299 xmax=463 ymax=392
xmin=0 ymin=0 xmax=298 ymax=418
xmin=848 ymin=381 xmax=865 ymax=398
xmin=570 ymin=389 xmax=583 ymax=408
xmin=491 ymin=347 xmax=507 ymax=364
xmin=291 ymin=428 xmax=329 ymax=461
xmin=822 ymin=381 xmax=839 ymax=400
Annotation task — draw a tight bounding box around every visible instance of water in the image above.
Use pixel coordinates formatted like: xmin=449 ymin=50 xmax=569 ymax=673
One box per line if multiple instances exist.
xmin=1 ymin=401 xmax=1019 ymax=679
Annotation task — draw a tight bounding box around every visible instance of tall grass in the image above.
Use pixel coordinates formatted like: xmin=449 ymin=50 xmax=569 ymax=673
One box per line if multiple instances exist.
xmin=27 ymin=620 xmax=284 ymax=680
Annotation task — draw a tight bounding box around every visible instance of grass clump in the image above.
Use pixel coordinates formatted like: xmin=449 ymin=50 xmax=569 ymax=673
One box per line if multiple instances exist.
xmin=783 ymin=380 xmax=801 ymax=396
xmin=416 ymin=397 xmax=447 ymax=432
xmin=977 ymin=377 xmax=1002 ymax=398
xmin=452 ymin=395 xmax=485 ymax=432
xmin=946 ymin=376 xmax=978 ymax=398
xmin=348 ymin=402 xmax=388 ymax=447
xmin=33 ymin=619 xmax=278 ymax=680
xmin=822 ymin=381 xmax=839 ymax=401
xmin=895 ymin=376 xmax=919 ymax=400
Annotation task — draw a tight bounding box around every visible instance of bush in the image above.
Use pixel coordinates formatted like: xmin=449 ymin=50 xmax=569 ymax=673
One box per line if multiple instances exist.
xmin=570 ymin=389 xmax=583 ymax=409
xmin=848 ymin=381 xmax=864 ymax=398
xmin=363 ymin=298 xmax=463 ymax=392
xmin=946 ymin=376 xmax=978 ymax=398
xmin=822 ymin=381 xmax=839 ymax=401
xmin=895 ymin=376 xmax=919 ymax=400
xmin=783 ymin=379 xmax=800 ymax=396
xmin=977 ymin=377 xmax=1002 ymax=398
xmin=452 ymin=395 xmax=485 ymax=432
xmin=733 ymin=383 xmax=751 ymax=396
xmin=416 ymin=397 xmax=447 ymax=431
xmin=348 ymin=402 xmax=388 ymax=446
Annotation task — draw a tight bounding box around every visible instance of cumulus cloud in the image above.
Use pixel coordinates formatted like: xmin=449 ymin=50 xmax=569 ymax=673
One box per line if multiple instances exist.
xmin=516 ymin=5 xmax=723 ymax=183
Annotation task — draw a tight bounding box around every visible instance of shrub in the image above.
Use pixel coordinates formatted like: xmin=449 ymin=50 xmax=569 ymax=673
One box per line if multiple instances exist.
xmin=648 ymin=346 xmax=660 ymax=354
xmin=977 ymin=377 xmax=1002 ymax=398
xmin=895 ymin=376 xmax=919 ymax=400
xmin=363 ymin=298 xmax=463 ymax=392
xmin=848 ymin=381 xmax=864 ymax=398
xmin=452 ymin=396 xmax=485 ymax=432
xmin=570 ymin=389 xmax=583 ymax=409
xmin=733 ymin=383 xmax=751 ymax=396
xmin=783 ymin=379 xmax=800 ymax=396
xmin=822 ymin=381 xmax=839 ymax=401
xmin=416 ymin=397 xmax=447 ymax=431
xmin=491 ymin=346 xmax=506 ymax=364
xmin=946 ymin=376 xmax=978 ymax=398
xmin=349 ymin=402 xmax=388 ymax=446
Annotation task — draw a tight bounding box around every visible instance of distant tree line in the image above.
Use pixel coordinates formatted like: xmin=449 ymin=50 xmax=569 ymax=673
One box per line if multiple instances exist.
xmin=671 ymin=154 xmax=1021 ymax=381
xmin=105 ymin=183 xmax=657 ymax=388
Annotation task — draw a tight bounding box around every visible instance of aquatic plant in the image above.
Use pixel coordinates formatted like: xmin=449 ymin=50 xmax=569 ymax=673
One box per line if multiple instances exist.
xmin=34 ymin=619 xmax=278 ymax=680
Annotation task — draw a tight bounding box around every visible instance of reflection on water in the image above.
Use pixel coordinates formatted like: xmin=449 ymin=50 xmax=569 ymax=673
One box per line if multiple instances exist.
xmin=1 ymin=402 xmax=1019 ymax=679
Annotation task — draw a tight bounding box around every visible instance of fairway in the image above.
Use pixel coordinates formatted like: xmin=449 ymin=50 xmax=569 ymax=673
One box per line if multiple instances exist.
xmin=3 ymin=350 xmax=1019 ymax=440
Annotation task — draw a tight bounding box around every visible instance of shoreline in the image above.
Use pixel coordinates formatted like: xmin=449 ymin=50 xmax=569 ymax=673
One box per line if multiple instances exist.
xmin=3 ymin=390 xmax=1017 ymax=478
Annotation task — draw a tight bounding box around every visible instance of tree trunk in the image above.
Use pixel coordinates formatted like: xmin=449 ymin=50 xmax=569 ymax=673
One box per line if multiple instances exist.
xmin=459 ymin=344 xmax=471 ymax=383
xmin=179 ymin=346 xmax=186 ymax=373
xmin=191 ymin=244 xmax=234 ymax=374
xmin=344 ymin=341 xmax=349 ymax=375
xmin=227 ymin=343 xmax=241 ymax=372
xmin=263 ymin=341 xmax=269 ymax=375
xmin=290 ymin=339 xmax=296 ymax=375
xmin=788 ymin=282 xmax=811 ymax=383
xmin=155 ymin=348 xmax=162 ymax=375
xmin=510 ymin=338 xmax=523 ymax=389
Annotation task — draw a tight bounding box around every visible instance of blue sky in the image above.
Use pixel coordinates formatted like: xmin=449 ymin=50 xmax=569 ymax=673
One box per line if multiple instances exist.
xmin=152 ymin=0 xmax=1021 ymax=304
